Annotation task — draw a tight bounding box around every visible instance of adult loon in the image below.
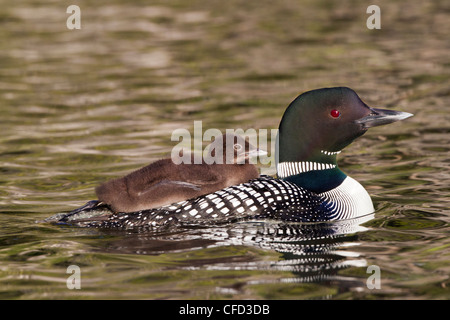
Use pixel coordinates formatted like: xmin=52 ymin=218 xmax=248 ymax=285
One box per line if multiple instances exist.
xmin=51 ymin=87 xmax=412 ymax=231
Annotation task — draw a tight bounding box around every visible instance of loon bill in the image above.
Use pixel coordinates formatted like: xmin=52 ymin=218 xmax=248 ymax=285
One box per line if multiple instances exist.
xmin=48 ymin=87 xmax=413 ymax=231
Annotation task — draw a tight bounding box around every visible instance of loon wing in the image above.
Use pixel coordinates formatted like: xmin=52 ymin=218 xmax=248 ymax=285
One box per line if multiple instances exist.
xmin=70 ymin=176 xmax=331 ymax=231
xmin=137 ymin=180 xmax=201 ymax=196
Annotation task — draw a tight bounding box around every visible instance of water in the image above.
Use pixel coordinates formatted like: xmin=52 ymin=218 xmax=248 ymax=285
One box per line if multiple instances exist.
xmin=0 ymin=0 xmax=449 ymax=299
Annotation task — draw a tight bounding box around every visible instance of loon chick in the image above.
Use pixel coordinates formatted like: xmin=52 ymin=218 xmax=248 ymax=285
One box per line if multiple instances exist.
xmin=54 ymin=87 xmax=412 ymax=230
xmin=67 ymin=133 xmax=266 ymax=216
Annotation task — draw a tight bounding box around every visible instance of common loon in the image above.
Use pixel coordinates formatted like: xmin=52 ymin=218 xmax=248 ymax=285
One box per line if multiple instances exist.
xmin=60 ymin=133 xmax=265 ymax=218
xmin=51 ymin=87 xmax=412 ymax=231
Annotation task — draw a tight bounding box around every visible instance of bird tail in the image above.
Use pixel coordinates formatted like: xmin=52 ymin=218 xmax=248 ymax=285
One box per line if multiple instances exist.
xmin=42 ymin=200 xmax=112 ymax=224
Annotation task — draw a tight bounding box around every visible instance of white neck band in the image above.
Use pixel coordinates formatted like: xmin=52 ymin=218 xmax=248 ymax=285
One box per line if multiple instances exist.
xmin=277 ymin=161 xmax=337 ymax=178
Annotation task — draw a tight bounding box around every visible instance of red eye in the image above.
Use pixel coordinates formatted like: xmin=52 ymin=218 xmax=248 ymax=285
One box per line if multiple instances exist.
xmin=330 ymin=109 xmax=340 ymax=118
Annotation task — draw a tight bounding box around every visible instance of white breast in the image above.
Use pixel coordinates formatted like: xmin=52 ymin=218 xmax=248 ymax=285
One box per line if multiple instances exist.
xmin=319 ymin=176 xmax=375 ymax=220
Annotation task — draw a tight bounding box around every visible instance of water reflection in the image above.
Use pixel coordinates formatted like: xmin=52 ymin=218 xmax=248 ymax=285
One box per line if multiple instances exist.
xmin=102 ymin=214 xmax=374 ymax=285
xmin=1 ymin=0 xmax=447 ymax=299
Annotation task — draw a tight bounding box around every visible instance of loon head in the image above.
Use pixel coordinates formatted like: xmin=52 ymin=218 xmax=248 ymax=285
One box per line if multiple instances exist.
xmin=206 ymin=133 xmax=267 ymax=164
xmin=277 ymin=87 xmax=413 ymax=193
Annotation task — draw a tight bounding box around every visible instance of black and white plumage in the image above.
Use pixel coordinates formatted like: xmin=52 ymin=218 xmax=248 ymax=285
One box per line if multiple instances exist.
xmin=59 ymin=174 xmax=373 ymax=232
xmin=48 ymin=87 xmax=413 ymax=232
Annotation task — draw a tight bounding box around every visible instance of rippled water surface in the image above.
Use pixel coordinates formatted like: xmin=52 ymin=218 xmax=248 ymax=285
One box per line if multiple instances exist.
xmin=0 ymin=0 xmax=449 ymax=299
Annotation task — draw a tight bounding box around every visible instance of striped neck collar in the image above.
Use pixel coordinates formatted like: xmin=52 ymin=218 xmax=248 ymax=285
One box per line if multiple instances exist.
xmin=277 ymin=161 xmax=337 ymax=178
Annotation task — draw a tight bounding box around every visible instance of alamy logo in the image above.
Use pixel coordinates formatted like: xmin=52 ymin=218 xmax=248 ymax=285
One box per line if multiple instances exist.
xmin=66 ymin=265 xmax=81 ymax=289
xmin=170 ymin=121 xmax=278 ymax=167
xmin=366 ymin=265 xmax=381 ymax=289
xmin=366 ymin=5 xmax=381 ymax=29
xmin=66 ymin=5 xmax=81 ymax=30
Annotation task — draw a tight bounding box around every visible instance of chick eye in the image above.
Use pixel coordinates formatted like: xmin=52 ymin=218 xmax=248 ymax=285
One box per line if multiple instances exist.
xmin=233 ymin=144 xmax=243 ymax=151
xmin=330 ymin=109 xmax=340 ymax=118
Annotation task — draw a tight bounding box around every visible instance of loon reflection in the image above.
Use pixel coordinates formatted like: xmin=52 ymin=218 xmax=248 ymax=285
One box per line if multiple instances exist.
xmin=101 ymin=214 xmax=374 ymax=285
